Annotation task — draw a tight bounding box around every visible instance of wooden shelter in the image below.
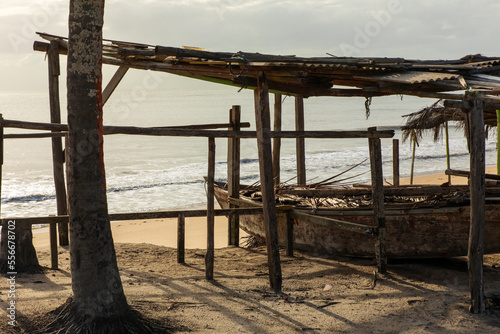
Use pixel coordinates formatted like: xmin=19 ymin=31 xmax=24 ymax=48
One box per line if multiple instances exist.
xmin=31 ymin=32 xmax=500 ymax=312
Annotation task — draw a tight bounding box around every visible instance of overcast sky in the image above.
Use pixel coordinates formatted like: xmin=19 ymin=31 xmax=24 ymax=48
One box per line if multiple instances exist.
xmin=1 ymin=0 xmax=500 ymax=91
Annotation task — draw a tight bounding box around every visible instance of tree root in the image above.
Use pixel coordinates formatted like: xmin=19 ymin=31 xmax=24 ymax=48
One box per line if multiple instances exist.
xmin=25 ymin=297 xmax=174 ymax=334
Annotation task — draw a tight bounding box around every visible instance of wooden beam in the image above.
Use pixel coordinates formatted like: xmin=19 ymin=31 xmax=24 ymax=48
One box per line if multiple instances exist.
xmin=369 ymin=127 xmax=387 ymax=273
xmin=0 ymin=207 xmax=265 ymax=227
xmin=102 ymin=65 xmax=129 ymax=105
xmin=467 ymin=98 xmax=485 ymax=314
xmin=295 ymin=95 xmax=306 ymax=186
xmin=227 ymin=106 xmax=241 ymax=246
xmin=446 ymin=169 xmax=500 ymax=181
xmin=392 ymin=139 xmax=400 ymax=187
xmin=273 ymin=94 xmax=282 ymax=185
xmin=254 ymin=71 xmax=282 ymax=292
xmin=2 ymin=119 xmax=395 ymax=139
xmin=206 ymin=137 xmax=216 ymax=280
xmin=48 ymin=40 xmax=69 ymax=247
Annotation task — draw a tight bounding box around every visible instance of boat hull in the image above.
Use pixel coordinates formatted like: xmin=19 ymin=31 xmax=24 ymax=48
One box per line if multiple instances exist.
xmin=214 ymin=186 xmax=500 ymax=258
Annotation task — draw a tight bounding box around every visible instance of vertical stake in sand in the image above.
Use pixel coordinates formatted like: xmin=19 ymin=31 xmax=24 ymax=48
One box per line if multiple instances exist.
xmin=206 ymin=137 xmax=216 ymax=280
xmin=295 ymin=95 xmax=306 ymax=186
xmin=227 ymin=106 xmax=241 ymax=246
xmin=369 ymin=127 xmax=387 ymax=273
xmin=177 ymin=213 xmax=185 ymax=264
xmin=48 ymin=40 xmax=69 ymax=247
xmin=467 ymin=97 xmax=485 ymax=314
xmin=254 ymin=72 xmax=282 ymax=292
xmin=273 ymin=94 xmax=282 ymax=185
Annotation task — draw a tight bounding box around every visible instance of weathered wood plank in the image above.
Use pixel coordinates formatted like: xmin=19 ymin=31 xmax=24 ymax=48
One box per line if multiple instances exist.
xmin=467 ymin=98 xmax=485 ymax=314
xmin=273 ymin=94 xmax=282 ymax=185
xmin=369 ymin=127 xmax=387 ymax=273
xmin=295 ymin=96 xmax=306 ymax=186
xmin=227 ymin=106 xmax=241 ymax=246
xmin=48 ymin=40 xmax=69 ymax=247
xmin=254 ymin=71 xmax=282 ymax=292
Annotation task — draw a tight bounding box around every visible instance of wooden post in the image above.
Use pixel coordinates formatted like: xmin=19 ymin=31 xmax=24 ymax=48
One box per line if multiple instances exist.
xmin=273 ymin=94 xmax=282 ymax=185
xmin=295 ymin=95 xmax=306 ymax=186
xmin=254 ymin=71 xmax=282 ymax=292
xmin=206 ymin=137 xmax=216 ymax=280
xmin=392 ymin=139 xmax=399 ymax=187
xmin=50 ymin=221 xmax=58 ymax=269
xmin=410 ymin=129 xmax=417 ymax=185
xmin=286 ymin=211 xmax=294 ymax=257
xmin=48 ymin=40 xmax=69 ymax=246
xmin=177 ymin=213 xmax=185 ymax=264
xmin=445 ymin=122 xmax=451 ymax=184
xmin=369 ymin=127 xmax=387 ymax=273
xmin=227 ymin=106 xmax=241 ymax=246
xmin=467 ymin=98 xmax=485 ymax=314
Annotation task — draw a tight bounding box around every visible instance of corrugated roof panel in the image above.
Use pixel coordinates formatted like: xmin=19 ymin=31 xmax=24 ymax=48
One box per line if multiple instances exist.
xmin=359 ymin=71 xmax=460 ymax=84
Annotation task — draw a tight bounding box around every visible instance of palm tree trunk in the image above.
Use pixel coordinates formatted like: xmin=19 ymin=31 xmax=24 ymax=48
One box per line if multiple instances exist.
xmin=65 ymin=0 xmax=129 ymax=319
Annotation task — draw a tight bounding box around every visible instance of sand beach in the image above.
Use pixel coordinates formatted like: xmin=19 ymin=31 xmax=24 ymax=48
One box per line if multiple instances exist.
xmin=1 ymin=168 xmax=500 ymax=333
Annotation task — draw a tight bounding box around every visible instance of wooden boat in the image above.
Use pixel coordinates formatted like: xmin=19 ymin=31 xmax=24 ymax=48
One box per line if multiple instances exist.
xmin=214 ymin=182 xmax=500 ymax=258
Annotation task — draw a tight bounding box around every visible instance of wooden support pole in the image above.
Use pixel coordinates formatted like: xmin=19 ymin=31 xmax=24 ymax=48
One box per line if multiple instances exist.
xmin=445 ymin=122 xmax=451 ymax=184
xmin=369 ymin=127 xmax=387 ymax=273
xmin=273 ymin=94 xmax=282 ymax=185
xmin=467 ymin=98 xmax=485 ymax=314
xmin=410 ymin=130 xmax=417 ymax=185
xmin=392 ymin=139 xmax=399 ymax=187
xmin=227 ymin=106 xmax=241 ymax=246
xmin=254 ymin=71 xmax=282 ymax=292
xmin=286 ymin=211 xmax=294 ymax=257
xmin=295 ymin=95 xmax=306 ymax=186
xmin=48 ymin=40 xmax=69 ymax=246
xmin=177 ymin=213 xmax=185 ymax=264
xmin=102 ymin=65 xmax=129 ymax=106
xmin=206 ymin=137 xmax=216 ymax=280
xmin=50 ymin=222 xmax=58 ymax=269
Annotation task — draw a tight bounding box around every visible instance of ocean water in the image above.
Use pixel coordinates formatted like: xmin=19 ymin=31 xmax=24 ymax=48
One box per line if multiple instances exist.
xmin=0 ymin=87 xmax=497 ymax=218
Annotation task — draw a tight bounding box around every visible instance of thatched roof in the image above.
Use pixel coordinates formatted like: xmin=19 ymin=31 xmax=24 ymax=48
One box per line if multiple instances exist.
xmin=34 ymin=32 xmax=500 ymax=104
